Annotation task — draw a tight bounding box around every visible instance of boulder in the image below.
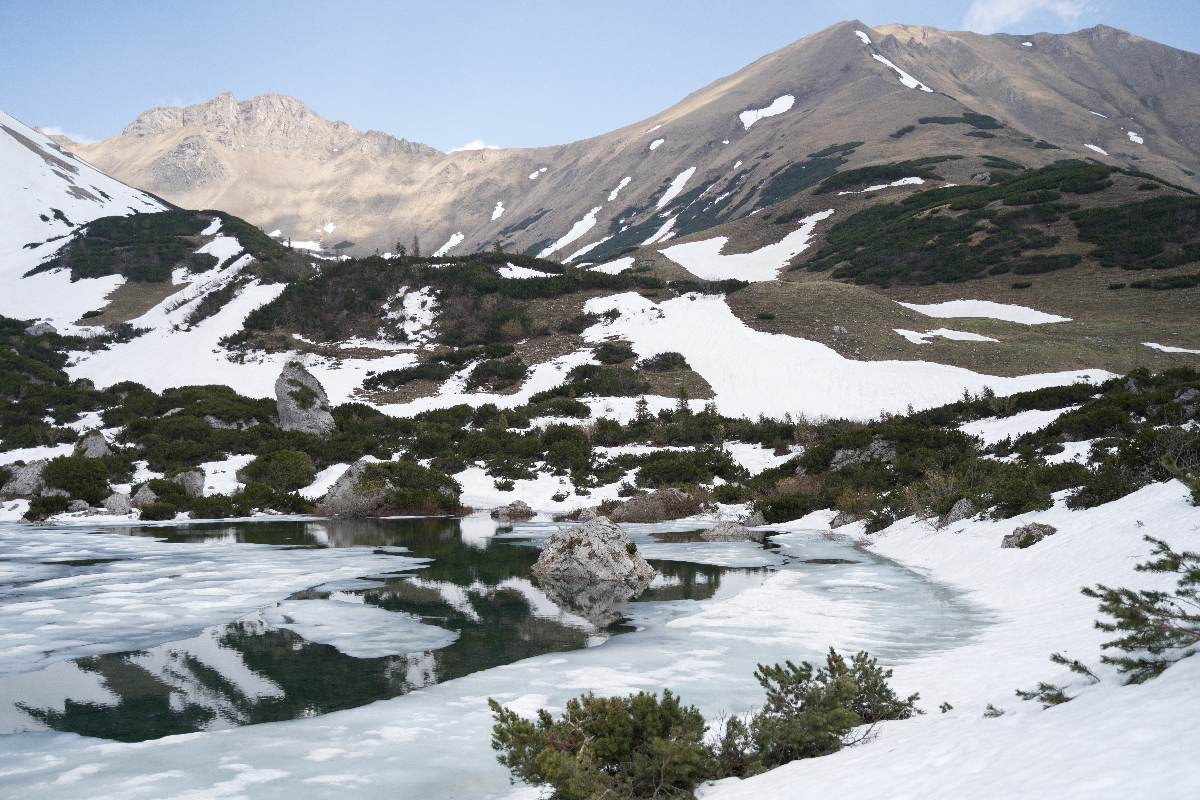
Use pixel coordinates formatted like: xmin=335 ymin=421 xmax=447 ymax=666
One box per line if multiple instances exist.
xmin=491 ymin=500 xmax=535 ymax=521
xmin=577 ymin=507 xmax=599 ymax=522
xmin=104 ymin=492 xmax=132 ymax=515
xmin=1002 ymin=522 xmax=1058 ymax=549
xmin=203 ymin=414 xmax=259 ymax=431
xmin=73 ymin=430 xmax=111 ymax=458
xmin=535 ymin=572 xmax=652 ymax=627
xmin=608 ymin=488 xmax=698 ymax=524
xmin=938 ymin=498 xmax=974 ymax=528
xmin=24 ymin=321 xmax=57 ymax=336
xmin=829 ymin=511 xmax=858 ymax=529
xmin=1176 ymin=387 xmax=1198 ymax=419
xmin=830 ymin=436 xmax=896 ymax=471
xmin=700 ymin=520 xmax=763 ymax=542
xmin=318 ymin=460 xmax=385 ymax=516
xmin=131 ymin=485 xmax=158 ymax=508
xmin=67 ymin=499 xmax=90 ymax=513
xmin=275 ymin=362 xmax=335 ymax=436
xmin=42 ymin=487 xmax=69 ymax=498
xmin=1 ymin=460 xmax=47 ymax=498
xmin=532 ymin=516 xmax=656 ymax=584
xmin=172 ymin=470 xmax=205 ymax=498
xmin=743 ymin=510 xmax=766 ymax=528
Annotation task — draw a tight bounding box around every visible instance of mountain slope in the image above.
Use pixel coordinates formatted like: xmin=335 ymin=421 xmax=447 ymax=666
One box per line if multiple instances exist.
xmin=62 ymin=22 xmax=1200 ymax=261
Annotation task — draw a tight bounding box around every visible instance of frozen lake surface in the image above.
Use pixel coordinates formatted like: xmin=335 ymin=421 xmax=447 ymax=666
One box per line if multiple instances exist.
xmin=0 ymin=517 xmax=987 ymax=797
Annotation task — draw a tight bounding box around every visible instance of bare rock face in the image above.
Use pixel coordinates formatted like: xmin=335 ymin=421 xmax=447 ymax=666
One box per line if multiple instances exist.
xmin=608 ymin=488 xmax=698 ymax=524
xmin=104 ymin=493 xmax=132 ymax=515
xmin=829 ymin=510 xmax=858 ymax=529
xmin=67 ymin=499 xmax=90 ymax=513
xmin=2 ymin=460 xmax=47 ymax=498
xmin=74 ymin=430 xmax=111 ymax=458
xmin=830 ymin=436 xmax=896 ymax=471
xmin=491 ymin=501 xmax=534 ymax=521
xmin=172 ymin=470 xmax=205 ymax=498
xmin=744 ymin=510 xmax=767 ymax=528
xmin=1002 ymin=522 xmax=1057 ymax=549
xmin=532 ymin=516 xmax=656 ymax=584
xmin=938 ymin=498 xmax=974 ymax=528
xmin=700 ymin=520 xmax=764 ymax=542
xmin=24 ymin=322 xmax=56 ymax=336
xmin=275 ymin=362 xmax=335 ymax=436
xmin=131 ymin=485 xmax=158 ymax=508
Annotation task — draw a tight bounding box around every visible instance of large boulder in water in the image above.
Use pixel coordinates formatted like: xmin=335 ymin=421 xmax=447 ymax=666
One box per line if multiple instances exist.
xmin=699 ymin=520 xmax=763 ymax=542
xmin=275 ymin=362 xmax=336 ymax=436
xmin=317 ymin=459 xmax=462 ymax=517
xmin=608 ymin=488 xmax=699 ymax=523
xmin=1 ymin=460 xmax=47 ymax=499
xmin=532 ymin=516 xmax=656 ymax=583
xmin=491 ymin=500 xmax=535 ymax=521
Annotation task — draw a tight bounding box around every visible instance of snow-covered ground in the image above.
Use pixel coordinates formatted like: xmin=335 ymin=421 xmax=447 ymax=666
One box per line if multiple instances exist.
xmin=894 ymin=328 xmax=998 ymax=344
xmin=582 ymin=292 xmax=1110 ymax=420
xmin=739 ymin=95 xmax=795 ymax=130
xmin=896 ymin=300 xmax=1070 ymax=325
xmin=959 ymin=406 xmax=1081 ymax=446
xmin=660 ymin=210 xmax=833 ymax=282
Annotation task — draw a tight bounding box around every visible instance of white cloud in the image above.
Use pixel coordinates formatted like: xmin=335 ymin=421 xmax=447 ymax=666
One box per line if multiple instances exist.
xmin=449 ymin=139 xmax=500 ymax=152
xmin=37 ymin=126 xmax=98 ymax=144
xmin=963 ymin=0 xmax=1090 ymax=34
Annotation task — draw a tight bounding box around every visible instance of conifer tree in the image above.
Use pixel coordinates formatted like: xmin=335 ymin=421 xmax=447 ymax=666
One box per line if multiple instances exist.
xmin=411 ymin=235 xmax=421 ymax=258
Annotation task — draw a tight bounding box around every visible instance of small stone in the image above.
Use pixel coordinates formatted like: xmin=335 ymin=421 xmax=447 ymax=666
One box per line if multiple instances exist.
xmin=24 ymin=322 xmax=57 ymax=336
xmin=131 ymin=485 xmax=158 ymax=508
xmin=1 ymin=460 xmax=48 ymax=498
xmin=972 ymin=172 xmax=990 ymax=182
xmin=104 ymin=493 xmax=132 ymax=515
xmin=203 ymin=414 xmax=259 ymax=431
xmin=491 ymin=500 xmax=535 ymax=521
xmin=275 ymin=362 xmax=336 ymax=436
xmin=1002 ymin=522 xmax=1057 ymax=549
xmin=700 ymin=520 xmax=763 ymax=542
xmin=67 ymin=499 xmax=90 ymax=513
xmin=171 ymin=470 xmax=205 ymax=498
xmin=73 ymin=430 xmax=111 ymax=458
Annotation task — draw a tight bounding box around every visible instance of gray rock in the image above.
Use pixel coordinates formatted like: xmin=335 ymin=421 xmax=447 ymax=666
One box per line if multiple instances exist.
xmin=743 ymin=510 xmax=766 ymax=528
xmin=972 ymin=172 xmax=990 ymax=182
xmin=534 ymin=572 xmax=652 ymax=627
xmin=104 ymin=492 xmax=132 ymax=515
xmin=491 ymin=500 xmax=535 ymax=521
xmin=24 ymin=322 xmax=57 ymax=336
xmin=608 ymin=488 xmax=698 ymax=523
xmin=532 ymin=516 xmax=656 ymax=584
xmin=172 ymin=470 xmax=205 ymax=498
xmin=42 ymin=487 xmax=69 ymax=498
xmin=74 ymin=430 xmax=111 ymax=458
xmin=131 ymin=485 xmax=159 ymax=508
xmin=577 ymin=507 xmax=599 ymax=522
xmin=1 ymin=460 xmax=47 ymax=498
xmin=830 ymin=510 xmax=858 ymax=529
xmin=830 ymin=436 xmax=896 ymax=471
xmin=67 ymin=499 xmax=90 ymax=513
xmin=318 ymin=460 xmax=389 ymax=517
xmin=1176 ymin=387 xmax=1198 ymax=418
xmin=700 ymin=520 xmax=763 ymax=542
xmin=275 ymin=362 xmax=335 ymax=436
xmin=1002 ymin=522 xmax=1058 ymax=549
xmin=203 ymin=414 xmax=259 ymax=431
xmin=938 ymin=498 xmax=974 ymax=528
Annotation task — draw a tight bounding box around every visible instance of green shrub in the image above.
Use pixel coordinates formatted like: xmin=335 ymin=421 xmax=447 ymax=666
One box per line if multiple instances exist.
xmin=636 ymin=457 xmax=701 ymax=488
xmin=25 ymin=495 xmax=70 ymax=521
xmin=188 ymin=494 xmax=236 ymax=519
xmin=41 ymin=456 xmax=110 ymax=504
xmin=353 ymin=462 xmax=461 ymax=514
xmin=139 ymin=502 xmax=179 ymax=521
xmin=542 ymin=425 xmax=592 ymax=472
xmin=466 ymin=357 xmax=528 ymax=391
xmin=594 ymin=342 xmax=635 ymax=364
xmin=241 ymin=450 xmax=316 ymax=492
xmin=754 ymin=493 xmax=825 ymax=523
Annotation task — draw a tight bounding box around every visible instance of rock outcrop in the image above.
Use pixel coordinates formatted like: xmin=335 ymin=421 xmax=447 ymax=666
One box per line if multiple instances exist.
xmin=203 ymin=414 xmax=259 ymax=431
xmin=1 ymin=460 xmax=47 ymax=498
xmin=700 ymin=520 xmax=764 ymax=542
xmin=171 ymin=470 xmax=205 ymax=498
xmin=829 ymin=511 xmax=858 ymax=529
xmin=318 ymin=460 xmax=387 ymax=516
xmin=131 ymin=485 xmax=158 ymax=508
xmin=743 ymin=510 xmax=766 ymax=528
xmin=532 ymin=517 xmax=656 ymax=584
xmin=491 ymin=500 xmax=535 ymax=521
xmin=535 ymin=573 xmax=652 ymax=627
xmin=608 ymin=488 xmax=698 ymax=524
xmin=74 ymin=430 xmax=111 ymax=458
xmin=830 ymin=436 xmax=896 ymax=471
xmin=1002 ymin=522 xmax=1058 ymax=549
xmin=275 ymin=362 xmax=335 ymax=436
xmin=938 ymin=498 xmax=974 ymax=528
xmin=104 ymin=492 xmax=132 ymax=515
xmin=24 ymin=322 xmax=57 ymax=336
xmin=67 ymin=499 xmax=90 ymax=513
xmin=316 ymin=459 xmax=462 ymax=517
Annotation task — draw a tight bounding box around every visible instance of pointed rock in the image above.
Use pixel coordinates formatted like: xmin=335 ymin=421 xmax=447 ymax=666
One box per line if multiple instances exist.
xmin=275 ymin=362 xmax=335 ymax=436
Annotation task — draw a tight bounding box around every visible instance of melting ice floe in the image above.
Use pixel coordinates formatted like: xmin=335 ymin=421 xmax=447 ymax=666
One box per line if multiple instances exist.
xmin=432 ymin=232 xmax=464 ymax=257
xmin=896 ymin=300 xmax=1070 ymax=325
xmin=738 ymin=95 xmax=795 ymax=130
xmin=871 ymin=54 xmax=934 ymax=92
xmin=660 ymin=209 xmax=833 ymax=282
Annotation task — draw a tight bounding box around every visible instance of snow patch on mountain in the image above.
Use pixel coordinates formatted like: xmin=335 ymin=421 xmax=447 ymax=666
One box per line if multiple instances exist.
xmin=738 ymin=95 xmax=795 ymax=130
xmin=658 ymin=167 xmax=697 ymax=208
xmin=433 ymin=232 xmax=464 ymax=257
xmin=896 ymin=300 xmax=1069 ymax=325
xmin=538 ymin=207 xmax=602 ymax=258
xmin=870 ymin=54 xmax=934 ymax=91
xmin=1085 ymin=144 xmax=1108 ymax=155
xmin=608 ymin=177 xmax=632 ymax=201
xmin=492 ymin=202 xmax=505 ymax=221
xmin=894 ymin=328 xmax=999 ymax=344
xmin=660 ymin=209 xmax=832 ymax=282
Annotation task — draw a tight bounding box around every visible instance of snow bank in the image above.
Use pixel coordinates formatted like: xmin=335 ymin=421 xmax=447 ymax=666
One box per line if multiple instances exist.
xmin=432 ymin=232 xmax=464 ymax=257
xmin=581 ymin=292 xmax=1109 ymax=420
xmin=894 ymin=328 xmax=999 ymax=344
xmin=738 ymin=95 xmax=795 ymax=130
xmin=657 ymin=167 xmax=697 ymax=208
xmin=491 ymin=202 xmax=505 ymax=221
xmin=498 ymin=264 xmax=556 ymax=279
xmin=538 ymin=207 xmax=602 ymax=258
xmin=608 ymin=177 xmax=631 ymax=201
xmin=642 ymin=216 xmax=677 ymax=246
xmin=1144 ymin=342 xmax=1200 ymax=355
xmin=1127 ymin=131 xmax=1144 ymax=144
xmin=854 ymin=30 xmax=871 ymax=44
xmin=566 ymin=236 xmax=613 ymax=262
xmin=959 ymin=406 xmax=1080 ymax=446
xmin=660 ymin=209 xmax=833 ymax=282
xmin=838 ymin=177 xmax=925 ymax=195
xmin=590 ymin=257 xmax=634 ymax=275
xmin=1085 ymin=144 xmax=1108 ymax=155
xmin=896 ymin=300 xmax=1069 ymax=325
xmin=870 ymin=53 xmax=933 ymax=91
xmin=649 ymin=138 xmax=665 ymax=150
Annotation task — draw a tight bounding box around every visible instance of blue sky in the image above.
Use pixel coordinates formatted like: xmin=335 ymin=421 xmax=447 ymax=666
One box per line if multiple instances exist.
xmin=1 ymin=0 xmax=1195 ymax=152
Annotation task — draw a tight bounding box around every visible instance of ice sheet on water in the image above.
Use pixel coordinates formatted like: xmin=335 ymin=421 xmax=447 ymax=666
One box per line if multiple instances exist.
xmin=263 ymin=599 xmax=458 ymax=659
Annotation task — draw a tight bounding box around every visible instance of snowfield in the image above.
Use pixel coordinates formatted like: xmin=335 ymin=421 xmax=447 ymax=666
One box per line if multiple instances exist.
xmin=660 ymin=210 xmax=833 ymax=281
xmin=582 ymin=292 xmax=1109 ymax=419
xmin=738 ymin=95 xmax=795 ymax=130
xmin=896 ymin=300 xmax=1070 ymax=325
